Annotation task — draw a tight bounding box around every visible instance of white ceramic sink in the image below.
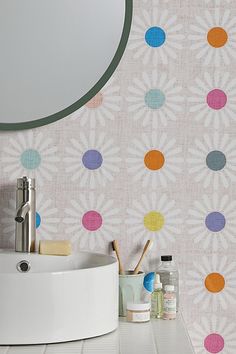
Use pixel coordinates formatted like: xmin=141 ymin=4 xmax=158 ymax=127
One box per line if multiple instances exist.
xmin=0 ymin=249 xmax=118 ymax=345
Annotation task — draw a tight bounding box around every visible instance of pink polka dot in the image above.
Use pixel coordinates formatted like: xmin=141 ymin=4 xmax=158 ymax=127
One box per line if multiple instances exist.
xmin=85 ymin=92 xmax=103 ymax=108
xmin=204 ymin=333 xmax=224 ymax=353
xmin=82 ymin=210 xmax=102 ymax=231
xmin=207 ymin=89 xmax=227 ymax=110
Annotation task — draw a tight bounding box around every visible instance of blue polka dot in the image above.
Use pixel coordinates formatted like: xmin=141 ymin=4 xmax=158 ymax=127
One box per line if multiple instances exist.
xmin=21 ymin=149 xmax=41 ymax=170
xmin=145 ymin=27 xmax=166 ymax=48
xmin=82 ymin=150 xmax=103 ymax=170
xmin=145 ymin=89 xmax=165 ymax=109
xmin=36 ymin=212 xmax=41 ymax=229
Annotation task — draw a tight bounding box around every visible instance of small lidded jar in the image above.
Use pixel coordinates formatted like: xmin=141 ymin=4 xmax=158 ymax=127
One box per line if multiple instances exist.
xmin=126 ymin=302 xmax=151 ymax=323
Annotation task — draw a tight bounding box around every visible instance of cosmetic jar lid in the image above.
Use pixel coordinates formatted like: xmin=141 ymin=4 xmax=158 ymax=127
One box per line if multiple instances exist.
xmin=161 ymin=255 xmax=172 ymax=261
xmin=165 ymin=285 xmax=175 ymax=292
xmin=126 ymin=302 xmax=151 ymax=311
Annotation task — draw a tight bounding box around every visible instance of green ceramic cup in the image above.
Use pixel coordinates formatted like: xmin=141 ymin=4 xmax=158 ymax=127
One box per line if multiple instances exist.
xmin=119 ymin=271 xmax=145 ymax=317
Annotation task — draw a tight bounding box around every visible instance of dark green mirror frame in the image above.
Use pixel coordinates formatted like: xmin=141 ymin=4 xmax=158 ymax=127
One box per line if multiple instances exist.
xmin=0 ymin=1 xmax=132 ymax=131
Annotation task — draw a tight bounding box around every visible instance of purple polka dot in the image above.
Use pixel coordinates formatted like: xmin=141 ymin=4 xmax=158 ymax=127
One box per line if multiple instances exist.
xmin=82 ymin=210 xmax=102 ymax=231
xmin=205 ymin=212 xmax=226 ymax=232
xmin=207 ymin=89 xmax=227 ymax=110
xmin=204 ymin=333 xmax=224 ymax=353
xmin=82 ymin=150 xmax=103 ymax=170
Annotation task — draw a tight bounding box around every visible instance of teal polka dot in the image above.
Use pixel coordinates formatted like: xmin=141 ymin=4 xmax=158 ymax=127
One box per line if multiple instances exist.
xmin=21 ymin=149 xmax=41 ymax=170
xmin=145 ymin=89 xmax=165 ymax=109
xmin=36 ymin=212 xmax=41 ymax=229
xmin=206 ymin=151 xmax=226 ymax=171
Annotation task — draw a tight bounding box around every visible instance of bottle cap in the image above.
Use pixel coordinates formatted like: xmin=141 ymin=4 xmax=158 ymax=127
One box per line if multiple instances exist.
xmin=126 ymin=302 xmax=151 ymax=311
xmin=165 ymin=285 xmax=175 ymax=292
xmin=161 ymin=255 xmax=172 ymax=262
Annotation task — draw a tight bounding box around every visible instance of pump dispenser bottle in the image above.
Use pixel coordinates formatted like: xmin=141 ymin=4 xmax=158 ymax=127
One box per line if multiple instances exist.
xmin=157 ymin=255 xmax=179 ymax=310
xmin=151 ymin=274 xmax=164 ymax=319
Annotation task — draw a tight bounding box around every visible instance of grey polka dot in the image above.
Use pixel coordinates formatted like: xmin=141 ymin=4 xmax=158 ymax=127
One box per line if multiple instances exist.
xmin=206 ymin=150 xmax=226 ymax=171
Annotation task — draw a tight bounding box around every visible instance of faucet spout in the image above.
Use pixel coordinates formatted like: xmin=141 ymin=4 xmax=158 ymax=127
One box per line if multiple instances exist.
xmin=15 ymin=202 xmax=30 ymax=223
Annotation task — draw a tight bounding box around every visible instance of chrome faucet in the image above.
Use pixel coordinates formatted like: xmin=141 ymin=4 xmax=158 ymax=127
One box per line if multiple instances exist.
xmin=15 ymin=177 xmax=36 ymax=253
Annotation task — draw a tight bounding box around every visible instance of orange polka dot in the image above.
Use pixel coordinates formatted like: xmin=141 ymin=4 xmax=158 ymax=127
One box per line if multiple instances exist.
xmin=86 ymin=92 xmax=103 ymax=108
xmin=207 ymin=27 xmax=228 ymax=48
xmin=144 ymin=150 xmax=165 ymax=170
xmin=205 ymin=272 xmax=225 ymax=293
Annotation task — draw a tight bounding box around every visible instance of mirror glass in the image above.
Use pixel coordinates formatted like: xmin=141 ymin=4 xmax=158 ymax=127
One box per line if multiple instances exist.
xmin=0 ymin=0 xmax=131 ymax=129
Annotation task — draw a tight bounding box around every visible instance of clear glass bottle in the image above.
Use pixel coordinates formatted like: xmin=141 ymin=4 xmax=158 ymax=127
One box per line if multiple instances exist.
xmin=156 ymin=255 xmax=179 ymax=311
xmin=151 ymin=274 xmax=164 ymax=319
xmin=163 ymin=285 xmax=176 ymax=320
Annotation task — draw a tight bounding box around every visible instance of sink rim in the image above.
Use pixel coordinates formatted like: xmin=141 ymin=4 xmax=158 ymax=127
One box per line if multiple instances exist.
xmin=0 ymin=248 xmax=118 ymax=276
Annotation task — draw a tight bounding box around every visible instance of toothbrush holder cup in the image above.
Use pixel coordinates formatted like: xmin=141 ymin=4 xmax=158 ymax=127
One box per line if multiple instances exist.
xmin=119 ymin=271 xmax=145 ymax=317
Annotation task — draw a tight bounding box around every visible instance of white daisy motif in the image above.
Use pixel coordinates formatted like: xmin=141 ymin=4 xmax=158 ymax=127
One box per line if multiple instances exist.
xmin=187 ymin=194 xmax=236 ymax=251
xmin=126 ymin=71 xmax=184 ymax=128
xmin=187 ymin=255 xmax=236 ymax=311
xmin=126 ymin=132 xmax=183 ymax=188
xmin=71 ymin=78 xmax=121 ymax=128
xmin=34 ymin=194 xmax=59 ymax=241
xmin=64 ymin=131 xmax=121 ymax=188
xmin=142 ymin=0 xmax=169 ymax=2
xmin=190 ymin=315 xmax=236 ymax=354
xmin=188 ymin=72 xmax=236 ymax=129
xmin=126 ymin=194 xmax=182 ymax=248
xmin=1 ymin=194 xmax=59 ymax=247
xmin=188 ymin=132 xmax=236 ymax=189
xmin=63 ymin=194 xmax=121 ymax=251
xmin=188 ymin=9 xmax=236 ymax=66
xmin=2 ymin=131 xmax=59 ymax=185
xmin=129 ymin=8 xmax=184 ymax=65
xmin=205 ymin=0 xmax=231 ymax=3
xmin=0 ymin=197 xmax=15 ymax=248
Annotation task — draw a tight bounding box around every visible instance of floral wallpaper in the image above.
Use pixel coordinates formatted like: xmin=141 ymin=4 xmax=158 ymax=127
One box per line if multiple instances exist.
xmin=0 ymin=0 xmax=236 ymax=353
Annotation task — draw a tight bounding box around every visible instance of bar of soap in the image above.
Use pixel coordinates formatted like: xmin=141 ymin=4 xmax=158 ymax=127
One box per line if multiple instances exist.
xmin=39 ymin=240 xmax=71 ymax=256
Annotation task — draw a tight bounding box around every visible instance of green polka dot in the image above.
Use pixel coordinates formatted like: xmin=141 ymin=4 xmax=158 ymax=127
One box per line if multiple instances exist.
xmin=21 ymin=149 xmax=41 ymax=170
xmin=145 ymin=89 xmax=165 ymax=109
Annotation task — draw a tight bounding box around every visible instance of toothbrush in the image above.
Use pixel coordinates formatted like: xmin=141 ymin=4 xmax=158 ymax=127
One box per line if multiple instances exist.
xmin=133 ymin=239 xmax=153 ymax=275
xmin=112 ymin=240 xmax=125 ymax=275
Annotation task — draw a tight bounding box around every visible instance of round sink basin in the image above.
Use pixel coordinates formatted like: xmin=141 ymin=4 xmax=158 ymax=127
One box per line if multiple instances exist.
xmin=0 ymin=249 xmax=118 ymax=345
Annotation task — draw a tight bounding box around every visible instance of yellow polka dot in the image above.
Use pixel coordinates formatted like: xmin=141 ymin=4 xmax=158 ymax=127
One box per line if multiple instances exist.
xmin=205 ymin=272 xmax=225 ymax=293
xmin=144 ymin=211 xmax=165 ymax=231
xmin=86 ymin=92 xmax=103 ymax=108
xmin=144 ymin=150 xmax=165 ymax=170
xmin=207 ymin=27 xmax=228 ymax=48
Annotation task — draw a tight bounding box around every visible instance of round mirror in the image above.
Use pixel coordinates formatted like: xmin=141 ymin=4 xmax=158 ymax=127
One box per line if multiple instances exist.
xmin=0 ymin=0 xmax=132 ymax=130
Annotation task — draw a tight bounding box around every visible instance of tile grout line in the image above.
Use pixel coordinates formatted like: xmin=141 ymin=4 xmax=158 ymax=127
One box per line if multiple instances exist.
xmin=179 ymin=313 xmax=195 ymax=353
xmin=80 ymin=340 xmax=85 ymax=354
xmin=151 ymin=321 xmax=159 ymax=354
xmin=118 ymin=326 xmax=121 ymax=354
xmin=42 ymin=344 xmax=47 ymax=354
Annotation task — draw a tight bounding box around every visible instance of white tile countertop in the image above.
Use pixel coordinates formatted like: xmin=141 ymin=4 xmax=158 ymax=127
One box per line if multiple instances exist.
xmin=0 ymin=314 xmax=194 ymax=354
